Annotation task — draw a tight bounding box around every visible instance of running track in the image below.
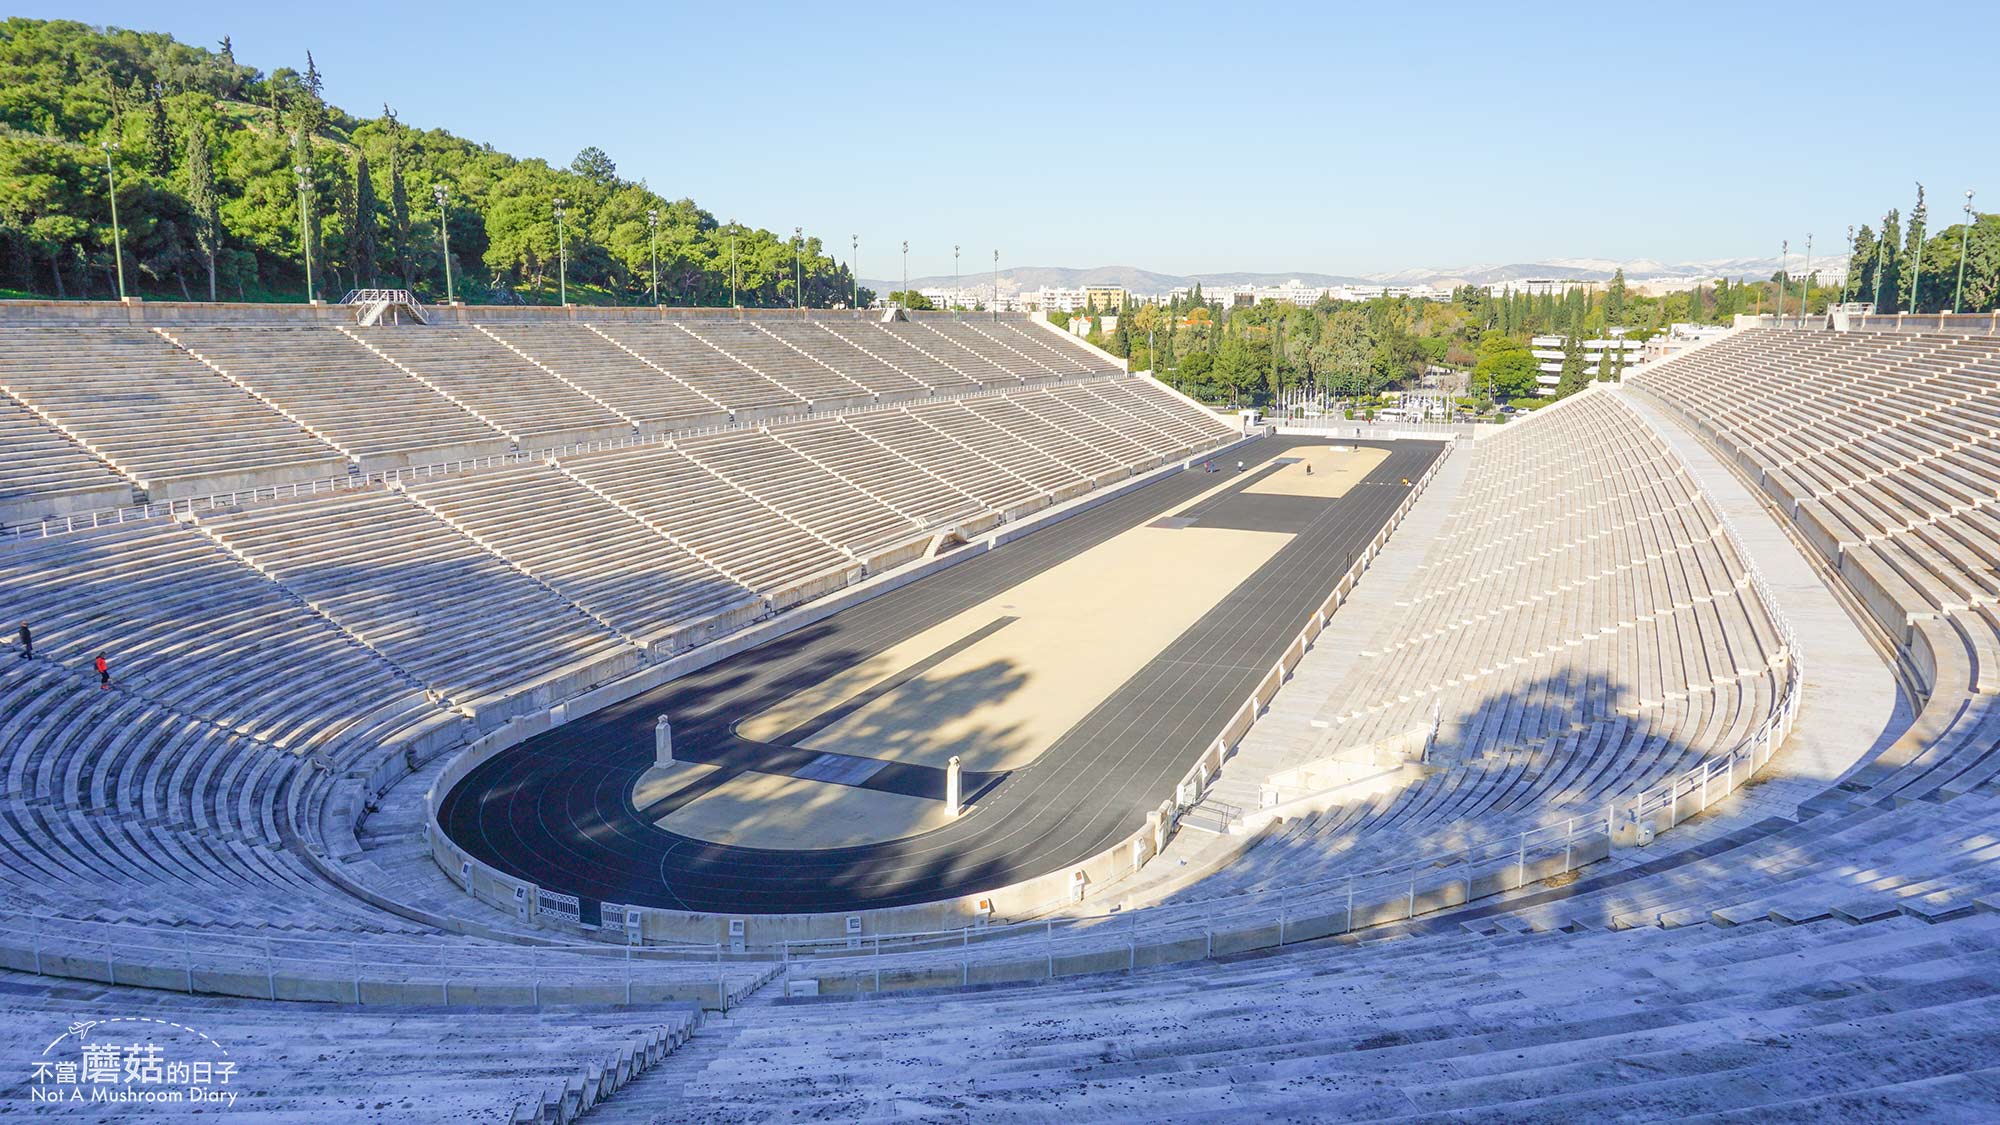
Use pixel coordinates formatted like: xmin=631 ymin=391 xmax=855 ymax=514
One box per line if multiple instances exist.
xmin=438 ymin=436 xmax=1444 ymax=914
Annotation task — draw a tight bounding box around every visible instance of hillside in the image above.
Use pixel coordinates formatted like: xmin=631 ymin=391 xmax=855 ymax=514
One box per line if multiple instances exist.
xmin=0 ymin=18 xmax=861 ymax=307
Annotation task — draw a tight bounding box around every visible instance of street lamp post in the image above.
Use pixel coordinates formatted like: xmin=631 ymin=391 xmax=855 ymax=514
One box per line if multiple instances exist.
xmin=433 ymin=184 xmax=454 ymax=304
xmin=851 ymin=235 xmax=859 ymax=310
xmin=901 ymin=241 xmax=908 ymax=309
xmin=294 ymin=164 xmax=315 ymax=303
xmin=954 ymin=245 xmax=962 ymax=317
xmin=102 ymin=143 xmax=127 ymax=301
xmin=647 ymin=209 xmax=660 ymax=307
xmin=794 ymin=226 xmax=804 ymax=310
xmin=728 ymin=219 xmax=738 ymax=308
xmin=1956 ymin=190 xmax=1976 ymax=314
xmin=992 ymin=250 xmax=999 ymax=320
xmin=552 ymin=198 xmax=568 ymax=307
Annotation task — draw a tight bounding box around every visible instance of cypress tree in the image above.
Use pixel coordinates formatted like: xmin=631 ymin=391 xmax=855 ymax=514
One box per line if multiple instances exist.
xmin=350 ymin=153 xmax=380 ymax=288
xmin=1902 ymin=184 xmax=1928 ymax=312
xmin=146 ymin=82 xmax=172 ymax=175
xmin=186 ymin=122 xmax=221 ymax=301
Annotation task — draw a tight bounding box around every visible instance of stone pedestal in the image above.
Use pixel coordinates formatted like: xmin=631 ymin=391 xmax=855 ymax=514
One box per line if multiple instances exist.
xmin=655 ymin=715 xmax=674 ymax=766
xmin=946 ymin=756 xmax=963 ymax=817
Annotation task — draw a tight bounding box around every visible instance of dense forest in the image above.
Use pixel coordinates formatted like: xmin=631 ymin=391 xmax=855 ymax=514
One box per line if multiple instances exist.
xmin=0 ymin=18 xmax=869 ymax=307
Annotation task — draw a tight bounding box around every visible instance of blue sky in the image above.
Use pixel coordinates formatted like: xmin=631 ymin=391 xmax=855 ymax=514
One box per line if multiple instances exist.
xmin=28 ymin=0 xmax=2000 ymax=279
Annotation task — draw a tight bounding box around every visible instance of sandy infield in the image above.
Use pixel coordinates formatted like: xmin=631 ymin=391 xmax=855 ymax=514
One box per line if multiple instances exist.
xmin=1243 ymin=444 xmax=1389 ymax=499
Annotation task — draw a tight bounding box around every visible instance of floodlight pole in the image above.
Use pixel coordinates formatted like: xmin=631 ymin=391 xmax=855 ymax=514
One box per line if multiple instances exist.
xmin=433 ymin=184 xmax=454 ymax=304
xmin=102 ymin=143 xmax=127 ymax=301
xmin=1801 ymin=233 xmax=1812 ymax=321
xmin=953 ymin=245 xmax=960 ymax=318
xmin=794 ymin=226 xmax=804 ymax=309
xmin=647 ymin=209 xmax=660 ymax=307
xmin=553 ymin=197 xmax=568 ymax=307
xmin=1955 ymin=190 xmax=1976 ymax=313
xmin=295 ymin=164 xmax=315 ymax=303
xmin=993 ymin=250 xmax=999 ymax=320
xmin=1843 ymin=225 xmax=1855 ymax=302
xmin=728 ymin=219 xmax=738 ymax=308
xmin=851 ymin=234 xmax=859 ymax=309
xmin=901 ymin=241 xmax=908 ymax=309
xmin=1778 ymin=240 xmax=1788 ymax=322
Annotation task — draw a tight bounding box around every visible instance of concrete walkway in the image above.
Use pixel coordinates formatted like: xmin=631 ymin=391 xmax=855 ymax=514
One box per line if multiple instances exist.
xmin=1617 ymin=385 xmax=1911 ymax=814
xmin=1205 ymin=439 xmax=1474 ymax=812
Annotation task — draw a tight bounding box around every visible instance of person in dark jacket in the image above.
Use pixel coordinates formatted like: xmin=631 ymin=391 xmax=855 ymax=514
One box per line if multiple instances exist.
xmin=15 ymin=623 xmax=26 ymax=659
xmin=95 ymin=653 xmax=110 ymax=689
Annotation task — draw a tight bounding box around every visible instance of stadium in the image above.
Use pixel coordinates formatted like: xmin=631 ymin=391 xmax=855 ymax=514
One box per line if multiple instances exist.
xmin=6 ymin=10 xmax=2000 ymax=1123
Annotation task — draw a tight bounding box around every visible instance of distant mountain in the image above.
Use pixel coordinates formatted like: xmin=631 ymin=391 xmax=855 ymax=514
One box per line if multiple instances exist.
xmin=867 ymin=254 xmax=1841 ymax=297
xmin=864 ymin=265 xmax=1370 ymax=294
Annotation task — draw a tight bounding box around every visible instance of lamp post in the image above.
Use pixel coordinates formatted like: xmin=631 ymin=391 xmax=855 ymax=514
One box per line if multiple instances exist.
xmin=1843 ymin=224 xmax=1855 ymax=302
xmin=552 ymin=198 xmax=568 ymax=306
xmin=433 ymin=184 xmax=455 ymax=304
xmin=728 ymin=219 xmax=738 ymax=308
xmin=992 ymin=250 xmax=999 ymax=320
xmin=901 ymin=241 xmax=908 ymax=309
xmin=294 ymin=163 xmax=315 ymax=303
xmin=851 ymin=234 xmax=859 ymax=309
xmin=953 ymin=244 xmax=962 ymax=317
xmin=102 ymin=143 xmax=127 ymax=301
xmin=794 ymin=226 xmax=804 ymax=310
xmin=1801 ymin=233 xmax=1812 ymax=320
xmin=1955 ymin=190 xmax=1976 ymax=314
xmin=647 ymin=209 xmax=660 ymax=307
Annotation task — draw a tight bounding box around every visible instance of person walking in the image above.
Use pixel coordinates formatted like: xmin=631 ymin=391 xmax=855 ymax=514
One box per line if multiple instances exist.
xmin=1236 ymin=460 xmax=1244 ymax=472
xmin=15 ymin=623 xmax=27 ymax=660
xmin=95 ymin=652 xmax=110 ymax=690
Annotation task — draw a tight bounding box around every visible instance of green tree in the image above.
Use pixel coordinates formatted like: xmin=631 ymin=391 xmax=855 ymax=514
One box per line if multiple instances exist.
xmin=1605 ymin=268 xmax=1626 ymax=325
xmin=1556 ymin=335 xmax=1589 ymax=397
xmin=144 ymin=81 xmax=171 ymax=175
xmin=185 ymin=118 xmax=220 ymax=300
xmin=348 ymin=152 xmax=379 ymax=288
xmin=1472 ymin=332 xmax=1539 ymax=401
xmin=1902 ymin=183 xmax=1928 ymax=311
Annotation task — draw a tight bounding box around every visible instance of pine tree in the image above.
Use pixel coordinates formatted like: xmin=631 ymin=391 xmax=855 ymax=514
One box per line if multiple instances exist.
xmin=1686 ymin=283 xmax=1702 ymax=324
xmin=145 ymin=82 xmax=172 ymax=176
xmin=1605 ymin=268 xmax=1626 ymax=326
xmin=219 ymin=36 xmax=234 ymax=64
xmin=350 ymin=153 xmax=379 ymax=288
xmin=186 ymin=122 xmax=221 ymax=301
